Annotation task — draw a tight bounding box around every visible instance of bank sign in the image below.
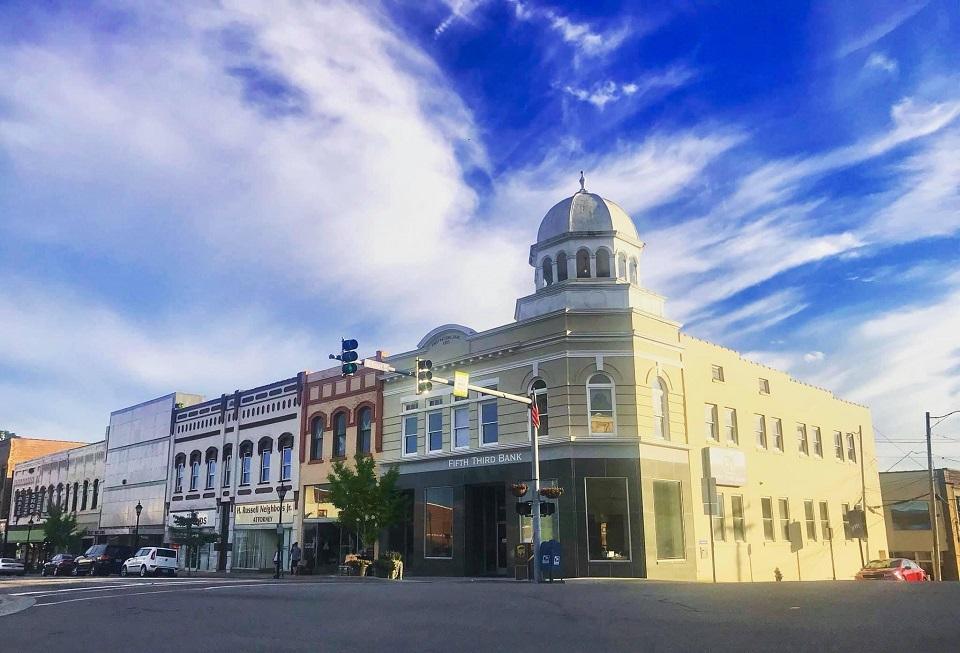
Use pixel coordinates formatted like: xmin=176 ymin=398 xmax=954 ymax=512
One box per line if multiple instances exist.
xmin=234 ymin=501 xmax=296 ymax=526
xmin=447 ymin=451 xmax=529 ymax=469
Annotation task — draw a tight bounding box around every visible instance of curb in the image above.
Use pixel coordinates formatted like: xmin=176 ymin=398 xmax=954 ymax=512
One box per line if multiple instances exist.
xmin=0 ymin=594 xmax=35 ymax=618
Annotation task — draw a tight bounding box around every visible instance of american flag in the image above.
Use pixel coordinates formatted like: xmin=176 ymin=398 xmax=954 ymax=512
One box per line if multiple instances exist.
xmin=530 ymin=401 xmax=541 ymax=430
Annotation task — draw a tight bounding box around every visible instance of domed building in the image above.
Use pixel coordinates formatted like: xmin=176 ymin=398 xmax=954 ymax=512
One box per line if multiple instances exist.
xmin=377 ymin=177 xmax=885 ymax=582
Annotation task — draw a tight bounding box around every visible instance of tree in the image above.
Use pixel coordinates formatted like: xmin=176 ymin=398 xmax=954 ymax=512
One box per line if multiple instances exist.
xmin=42 ymin=504 xmax=85 ymax=554
xmin=169 ymin=511 xmax=218 ymax=576
xmin=327 ymin=455 xmax=406 ymax=556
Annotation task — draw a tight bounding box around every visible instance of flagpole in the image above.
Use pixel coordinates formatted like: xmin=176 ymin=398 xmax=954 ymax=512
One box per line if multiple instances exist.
xmin=530 ymin=397 xmax=542 ymax=583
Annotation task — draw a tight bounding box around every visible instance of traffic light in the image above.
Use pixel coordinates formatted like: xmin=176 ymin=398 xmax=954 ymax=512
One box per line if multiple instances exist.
xmin=416 ymin=357 xmax=433 ymax=394
xmin=515 ymin=501 xmax=532 ymax=516
xmin=540 ymin=502 xmax=556 ymax=516
xmin=339 ymin=339 xmax=359 ymax=376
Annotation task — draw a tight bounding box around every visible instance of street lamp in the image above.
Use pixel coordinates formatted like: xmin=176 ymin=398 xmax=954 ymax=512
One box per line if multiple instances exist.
xmin=25 ymin=515 xmax=35 ymax=572
xmin=134 ymin=501 xmax=143 ymax=549
xmin=274 ymin=485 xmax=289 ymax=579
xmin=926 ymin=409 xmax=960 ymax=582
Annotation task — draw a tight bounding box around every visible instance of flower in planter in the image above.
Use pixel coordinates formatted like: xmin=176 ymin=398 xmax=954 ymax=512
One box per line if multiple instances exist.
xmin=538 ymin=486 xmax=564 ymax=499
xmin=511 ymin=483 xmax=529 ymax=498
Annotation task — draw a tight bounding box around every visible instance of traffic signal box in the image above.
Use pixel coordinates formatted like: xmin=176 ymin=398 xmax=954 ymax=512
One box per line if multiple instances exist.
xmin=416 ymin=357 xmax=433 ymax=394
xmin=340 ymin=339 xmax=359 ymax=376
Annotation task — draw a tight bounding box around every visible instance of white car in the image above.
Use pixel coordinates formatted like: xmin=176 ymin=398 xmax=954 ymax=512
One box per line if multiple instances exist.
xmin=120 ymin=547 xmax=178 ymax=578
xmin=0 ymin=558 xmax=26 ymax=576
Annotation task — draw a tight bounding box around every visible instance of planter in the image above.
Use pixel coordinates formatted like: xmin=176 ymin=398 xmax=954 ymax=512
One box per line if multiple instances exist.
xmin=510 ymin=483 xmax=529 ymax=498
xmin=539 ymin=487 xmax=564 ymax=499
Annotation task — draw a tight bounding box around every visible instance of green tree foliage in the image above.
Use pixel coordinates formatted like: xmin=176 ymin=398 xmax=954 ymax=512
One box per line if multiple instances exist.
xmin=169 ymin=512 xmax=218 ymax=575
xmin=42 ymin=504 xmax=85 ymax=553
xmin=327 ymin=455 xmax=406 ymax=554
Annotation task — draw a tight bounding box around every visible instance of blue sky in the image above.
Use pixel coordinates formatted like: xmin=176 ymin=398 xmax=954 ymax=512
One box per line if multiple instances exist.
xmin=1 ymin=1 xmax=958 ymax=471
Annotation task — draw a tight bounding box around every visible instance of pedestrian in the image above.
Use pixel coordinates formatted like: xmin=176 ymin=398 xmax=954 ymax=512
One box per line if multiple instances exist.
xmin=273 ymin=549 xmax=281 ymax=578
xmin=290 ymin=542 xmax=302 ymax=576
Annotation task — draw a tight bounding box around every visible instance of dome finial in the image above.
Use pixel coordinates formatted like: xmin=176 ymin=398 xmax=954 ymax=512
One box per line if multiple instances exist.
xmin=579 ymin=170 xmax=585 ymax=193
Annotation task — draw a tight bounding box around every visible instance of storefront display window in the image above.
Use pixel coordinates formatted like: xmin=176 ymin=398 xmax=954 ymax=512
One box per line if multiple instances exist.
xmin=653 ymin=480 xmax=685 ymax=560
xmin=585 ymin=477 xmax=630 ymax=561
xmin=425 ymin=487 xmax=454 ymax=558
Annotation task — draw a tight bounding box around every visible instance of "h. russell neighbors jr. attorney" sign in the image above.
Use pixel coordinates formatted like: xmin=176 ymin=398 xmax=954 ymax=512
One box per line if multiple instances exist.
xmin=234 ymin=501 xmax=296 ymax=526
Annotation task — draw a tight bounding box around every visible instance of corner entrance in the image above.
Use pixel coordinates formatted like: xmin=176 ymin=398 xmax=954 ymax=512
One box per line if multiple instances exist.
xmin=465 ymin=484 xmax=507 ymax=576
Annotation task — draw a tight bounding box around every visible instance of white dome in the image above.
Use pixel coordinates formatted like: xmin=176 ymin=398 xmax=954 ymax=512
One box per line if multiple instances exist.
xmin=537 ymin=191 xmax=638 ymax=243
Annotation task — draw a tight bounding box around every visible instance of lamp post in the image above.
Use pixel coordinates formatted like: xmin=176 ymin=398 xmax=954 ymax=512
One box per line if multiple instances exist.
xmin=134 ymin=501 xmax=143 ymax=550
xmin=26 ymin=515 xmax=35 ymax=571
xmin=274 ymin=485 xmax=289 ymax=579
xmin=926 ymin=409 xmax=960 ymax=582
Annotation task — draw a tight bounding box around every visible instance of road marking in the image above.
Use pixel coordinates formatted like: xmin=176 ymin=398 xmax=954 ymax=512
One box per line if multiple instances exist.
xmin=33 ymin=581 xmax=325 ymax=606
xmin=9 ymin=579 xmax=219 ymax=596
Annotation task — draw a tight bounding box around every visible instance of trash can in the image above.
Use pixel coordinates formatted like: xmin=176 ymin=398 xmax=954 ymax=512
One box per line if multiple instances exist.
xmin=514 ymin=543 xmax=532 ymax=580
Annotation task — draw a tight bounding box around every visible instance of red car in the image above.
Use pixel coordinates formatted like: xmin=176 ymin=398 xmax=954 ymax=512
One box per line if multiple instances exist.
xmin=856 ymin=558 xmax=928 ymax=582
xmin=41 ymin=553 xmax=76 ymax=577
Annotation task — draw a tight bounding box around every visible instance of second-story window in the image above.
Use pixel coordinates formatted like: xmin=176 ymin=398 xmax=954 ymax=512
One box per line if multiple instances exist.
xmin=532 ymin=380 xmax=549 ymax=437
xmin=428 ymin=411 xmax=443 ymax=452
xmin=403 ymin=413 xmax=418 ymax=455
xmin=223 ymin=445 xmax=233 ymax=488
xmin=333 ymin=412 xmax=347 ymax=458
xmin=280 ymin=435 xmax=293 ymax=481
xmin=189 ymin=453 xmax=201 ymax=491
xmin=174 ymin=456 xmax=185 ymax=493
xmin=240 ymin=442 xmax=253 ymax=485
xmin=310 ymin=416 xmax=324 ymax=461
xmin=259 ymin=438 xmax=273 ymax=483
xmin=587 ymin=373 xmax=615 ymax=435
xmin=652 ymin=378 xmax=669 ymax=440
xmin=205 ymin=450 xmax=217 ymax=490
xmin=480 ymin=400 xmax=499 ymax=444
xmin=357 ymin=407 xmax=372 ymax=454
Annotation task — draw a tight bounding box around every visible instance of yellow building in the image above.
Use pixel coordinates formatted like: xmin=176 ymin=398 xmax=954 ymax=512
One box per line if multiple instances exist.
xmin=376 ymin=182 xmax=886 ymax=581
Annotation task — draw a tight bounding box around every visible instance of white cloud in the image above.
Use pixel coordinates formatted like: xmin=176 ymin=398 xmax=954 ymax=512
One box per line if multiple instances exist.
xmin=434 ymin=0 xmax=486 ymax=37
xmin=803 ymin=351 xmax=826 ymax=363
xmin=865 ymin=52 xmax=898 ymax=74
xmin=562 ymin=66 xmax=695 ymax=109
xmin=836 ymin=1 xmax=928 ymax=58
xmin=507 ymin=0 xmax=631 ymax=58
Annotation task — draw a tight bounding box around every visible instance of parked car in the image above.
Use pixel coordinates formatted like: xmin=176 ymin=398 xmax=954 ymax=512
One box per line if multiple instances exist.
xmin=72 ymin=544 xmax=135 ymax=576
xmin=856 ymin=558 xmax=928 ymax=582
xmin=120 ymin=547 xmax=178 ymax=578
xmin=0 ymin=558 xmax=26 ymax=576
xmin=41 ymin=554 xmax=76 ymax=577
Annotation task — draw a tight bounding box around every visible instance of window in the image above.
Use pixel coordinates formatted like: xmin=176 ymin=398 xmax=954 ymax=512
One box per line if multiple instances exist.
xmin=576 ymin=249 xmax=591 ymax=278
xmin=812 ymin=427 xmax=823 ymax=457
xmin=586 ymin=477 xmax=631 ymax=561
xmin=424 ymin=487 xmax=454 ymax=559
xmin=174 ymin=457 xmax=185 ymax=494
xmin=761 ymin=497 xmax=775 ymax=541
xmin=891 ymin=500 xmax=931 ymax=530
xmin=731 ymin=495 xmax=746 ymax=542
xmin=797 ymin=424 xmax=809 ymax=456
xmin=310 ymin=416 xmax=324 ymax=461
xmin=759 ymin=378 xmax=770 ymax=394
xmin=357 ymin=407 xmax=372 ymax=454
xmin=819 ymin=501 xmax=831 ymax=540
xmin=804 ymin=500 xmax=817 ymax=540
xmin=846 ymin=433 xmax=857 ymax=462
xmin=629 ymin=258 xmax=638 ymax=284
xmin=403 ymin=414 xmax=418 ymax=455
xmin=189 ymin=453 xmax=201 ymax=491
xmin=223 ymin=447 xmax=233 ymax=488
xmin=240 ymin=442 xmax=252 ymax=485
xmin=453 ymin=406 xmax=469 ymax=449
xmin=704 ymin=403 xmax=719 ymax=441
xmin=754 ymin=414 xmax=767 ymax=449
xmin=771 ymin=418 xmax=783 ymax=451
xmin=711 ymin=365 xmax=724 ymax=382
xmin=833 ymin=431 xmax=844 ymax=461
xmin=778 ymin=498 xmax=790 ymax=541
xmin=588 ymin=373 xmax=615 ymax=435
xmin=532 ymin=380 xmax=549 ymax=436
xmin=403 ymin=401 xmax=419 ymax=412
xmin=542 ymin=257 xmax=553 ymax=285
xmin=556 ymin=251 xmax=568 ymax=281
xmin=652 ymin=378 xmax=669 ymax=440
xmin=81 ymin=480 xmax=89 ymax=510
xmin=205 ymin=452 xmax=217 ymax=490
xmin=841 ymin=503 xmax=852 ymax=539
xmin=596 ymin=249 xmax=611 ymax=277
xmin=653 ymin=480 xmax=685 ymax=560
xmin=723 ymin=407 xmax=738 ymax=444
xmin=258 ymin=438 xmax=272 ymax=484
xmin=428 ymin=411 xmax=443 ymax=452
xmin=480 ymin=400 xmax=499 ymax=444
xmin=712 ymin=492 xmax=726 ymax=541
xmin=279 ymin=435 xmax=293 ymax=481
xmin=428 ymin=397 xmax=443 ymax=407
xmin=617 ymin=252 xmax=627 ymax=280
xmin=333 ymin=413 xmax=347 ymax=458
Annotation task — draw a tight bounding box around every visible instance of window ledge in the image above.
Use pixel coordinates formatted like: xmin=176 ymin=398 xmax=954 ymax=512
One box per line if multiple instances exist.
xmin=307 ymin=459 xmax=326 ymax=465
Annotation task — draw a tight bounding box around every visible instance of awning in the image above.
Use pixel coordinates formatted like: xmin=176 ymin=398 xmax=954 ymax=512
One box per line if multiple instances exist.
xmin=4 ymin=529 xmax=44 ymax=544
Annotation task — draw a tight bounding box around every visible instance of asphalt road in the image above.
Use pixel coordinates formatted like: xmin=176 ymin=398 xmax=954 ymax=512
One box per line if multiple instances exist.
xmin=1 ymin=575 xmax=957 ymax=652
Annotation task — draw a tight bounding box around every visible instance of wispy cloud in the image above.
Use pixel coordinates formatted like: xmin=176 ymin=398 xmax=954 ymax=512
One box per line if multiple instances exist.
xmin=561 ymin=66 xmax=696 ymax=109
xmin=864 ymin=52 xmax=898 ymax=75
xmin=836 ymin=1 xmax=928 ymax=58
xmin=434 ymin=0 xmax=486 ymax=37
xmin=508 ymin=0 xmax=632 ymax=58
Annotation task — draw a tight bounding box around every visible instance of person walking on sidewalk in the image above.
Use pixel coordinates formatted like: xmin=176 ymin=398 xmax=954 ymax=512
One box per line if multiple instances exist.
xmin=290 ymin=542 xmax=302 ymax=576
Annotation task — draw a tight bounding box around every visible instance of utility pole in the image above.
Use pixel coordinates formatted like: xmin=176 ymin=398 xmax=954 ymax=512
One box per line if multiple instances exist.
xmin=530 ymin=406 xmax=543 ymax=584
xmin=926 ymin=411 xmax=942 ymax=582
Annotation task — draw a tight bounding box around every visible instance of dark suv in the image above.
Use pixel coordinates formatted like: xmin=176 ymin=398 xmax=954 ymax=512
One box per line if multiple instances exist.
xmin=73 ymin=545 xmax=135 ymax=576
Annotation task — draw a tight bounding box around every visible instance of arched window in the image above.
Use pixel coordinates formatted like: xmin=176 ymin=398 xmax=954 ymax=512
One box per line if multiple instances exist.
xmin=239 ymin=441 xmax=253 ymax=485
xmin=596 ymin=249 xmax=611 ymax=277
xmin=310 ymin=416 xmax=324 ymax=461
xmin=222 ymin=443 xmax=233 ymax=488
xmin=357 ymin=407 xmax=373 ymax=454
xmin=556 ymin=251 xmax=568 ymax=281
xmin=189 ymin=451 xmax=201 ymax=491
xmin=279 ymin=434 xmax=294 ymax=482
xmin=174 ymin=453 xmax=186 ymax=493
xmin=258 ymin=437 xmax=273 ymax=483
xmin=62 ymin=486 xmax=69 ymax=513
xmin=531 ymin=380 xmax=549 ymax=437
xmin=91 ymin=480 xmax=99 ymax=509
xmin=81 ymin=481 xmax=89 ymax=511
xmin=542 ymin=257 xmax=554 ymax=286
xmin=629 ymin=258 xmax=639 ymax=284
xmin=333 ymin=412 xmax=347 ymax=458
xmin=71 ymin=482 xmax=79 ymax=512
xmin=576 ymin=249 xmax=591 ymax=278
xmin=205 ymin=448 xmax=218 ymax=489
xmin=56 ymin=484 xmax=64 ymax=509
xmin=652 ymin=377 xmax=669 ymax=440
xmin=617 ymin=252 xmax=627 ymax=279
xmin=587 ymin=373 xmax=616 ymax=435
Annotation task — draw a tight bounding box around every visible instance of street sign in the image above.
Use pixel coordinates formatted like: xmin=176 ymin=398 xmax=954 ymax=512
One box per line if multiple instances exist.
xmin=362 ymin=359 xmax=394 ymax=372
xmin=453 ymin=371 xmax=469 ymax=398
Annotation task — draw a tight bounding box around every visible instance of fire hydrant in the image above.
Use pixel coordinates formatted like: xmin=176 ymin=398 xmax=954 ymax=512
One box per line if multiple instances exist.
xmin=774 ymin=567 xmax=783 ymax=582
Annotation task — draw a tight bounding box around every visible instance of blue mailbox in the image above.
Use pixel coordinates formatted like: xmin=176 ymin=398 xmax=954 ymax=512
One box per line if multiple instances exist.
xmin=539 ymin=539 xmax=562 ymax=581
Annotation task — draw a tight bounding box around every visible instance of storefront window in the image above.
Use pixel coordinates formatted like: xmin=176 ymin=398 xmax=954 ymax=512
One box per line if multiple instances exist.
xmin=587 ymin=374 xmax=615 ymax=435
xmin=653 ymin=480 xmax=685 ymax=560
xmin=585 ymin=477 xmax=630 ymax=561
xmin=233 ymin=528 xmax=290 ymax=570
xmin=424 ymin=487 xmax=454 ymax=559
